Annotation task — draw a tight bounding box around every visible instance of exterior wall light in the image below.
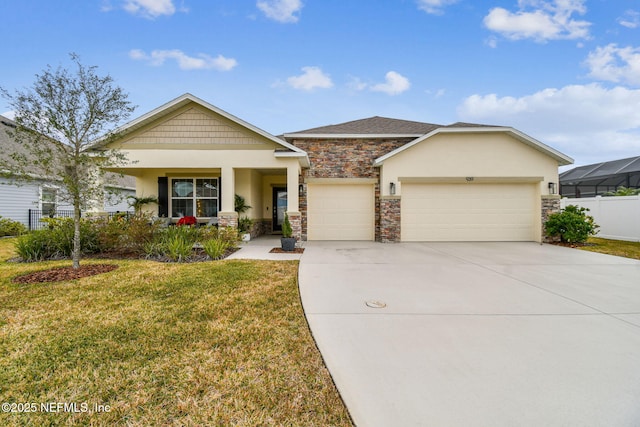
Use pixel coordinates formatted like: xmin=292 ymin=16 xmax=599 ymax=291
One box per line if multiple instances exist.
xmin=299 ymin=183 xmax=305 ymax=196
xmin=548 ymin=182 xmax=557 ymax=194
xmin=390 ymin=182 xmax=396 ymax=195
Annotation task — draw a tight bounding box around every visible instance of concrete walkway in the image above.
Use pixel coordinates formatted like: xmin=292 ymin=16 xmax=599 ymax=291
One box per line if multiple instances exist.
xmin=226 ymin=235 xmax=304 ymax=261
xmin=299 ymin=241 xmax=640 ymax=427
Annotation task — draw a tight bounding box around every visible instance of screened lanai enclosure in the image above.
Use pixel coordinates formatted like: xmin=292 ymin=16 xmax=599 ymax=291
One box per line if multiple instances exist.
xmin=560 ymin=155 xmax=640 ymax=198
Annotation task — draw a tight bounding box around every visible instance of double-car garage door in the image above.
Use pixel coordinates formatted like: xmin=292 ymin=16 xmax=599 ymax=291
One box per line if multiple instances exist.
xmin=401 ymin=183 xmax=536 ymax=241
xmin=306 ymin=182 xmax=537 ymax=241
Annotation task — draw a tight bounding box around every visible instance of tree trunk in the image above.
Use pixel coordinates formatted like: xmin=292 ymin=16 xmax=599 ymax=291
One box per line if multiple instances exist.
xmin=72 ymin=201 xmax=81 ymax=269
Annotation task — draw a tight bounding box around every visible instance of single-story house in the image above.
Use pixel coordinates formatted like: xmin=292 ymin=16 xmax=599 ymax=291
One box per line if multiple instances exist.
xmin=92 ymin=93 xmax=573 ymax=243
xmin=560 ymin=155 xmax=640 ymax=198
xmin=1 ymin=115 xmax=136 ymax=229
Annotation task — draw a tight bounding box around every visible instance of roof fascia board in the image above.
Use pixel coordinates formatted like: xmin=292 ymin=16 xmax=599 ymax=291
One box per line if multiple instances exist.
xmin=374 ymin=127 xmax=574 ymax=166
xmin=90 ymin=93 xmax=306 ymax=155
xmin=274 ymin=151 xmax=310 ymax=168
xmin=284 ymin=133 xmax=423 ymax=139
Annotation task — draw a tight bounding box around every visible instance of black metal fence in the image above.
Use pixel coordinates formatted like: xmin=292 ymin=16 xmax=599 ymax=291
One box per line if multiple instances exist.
xmin=28 ymin=210 xmax=134 ymax=230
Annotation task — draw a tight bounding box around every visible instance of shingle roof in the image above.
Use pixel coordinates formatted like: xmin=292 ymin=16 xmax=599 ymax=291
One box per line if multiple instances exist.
xmin=287 ymin=116 xmax=443 ymax=135
xmin=0 ymin=115 xmax=40 ymax=175
xmin=444 ymin=122 xmax=501 ymax=128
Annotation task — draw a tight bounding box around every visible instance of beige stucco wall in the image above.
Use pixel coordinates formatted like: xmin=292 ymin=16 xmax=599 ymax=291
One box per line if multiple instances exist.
xmin=380 ymin=132 xmax=560 ymax=196
xmin=234 ymin=169 xmax=265 ymax=220
xmin=120 ymin=149 xmax=296 ymax=172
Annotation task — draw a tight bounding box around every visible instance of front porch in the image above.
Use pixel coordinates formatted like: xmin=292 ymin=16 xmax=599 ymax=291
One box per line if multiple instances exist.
xmin=93 ymin=94 xmax=309 ymax=241
xmin=132 ymin=166 xmax=302 ymax=240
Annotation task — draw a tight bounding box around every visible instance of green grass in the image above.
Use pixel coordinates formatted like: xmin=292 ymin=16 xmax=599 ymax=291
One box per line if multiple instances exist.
xmin=0 ymin=238 xmax=351 ymax=426
xmin=579 ymin=237 xmax=640 ymax=260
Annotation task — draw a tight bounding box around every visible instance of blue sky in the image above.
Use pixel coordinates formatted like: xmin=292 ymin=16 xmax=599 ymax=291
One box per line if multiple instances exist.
xmin=1 ymin=0 xmax=639 ymax=168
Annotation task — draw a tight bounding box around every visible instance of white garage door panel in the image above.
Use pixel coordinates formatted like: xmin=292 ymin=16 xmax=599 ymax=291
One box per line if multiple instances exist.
xmin=308 ymin=184 xmax=374 ymax=240
xmin=402 ymin=183 xmax=536 ymax=241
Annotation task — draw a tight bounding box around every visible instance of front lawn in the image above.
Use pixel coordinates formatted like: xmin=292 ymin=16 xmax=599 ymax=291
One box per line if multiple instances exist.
xmin=579 ymin=237 xmax=640 ymax=260
xmin=0 ymin=238 xmax=351 ymax=426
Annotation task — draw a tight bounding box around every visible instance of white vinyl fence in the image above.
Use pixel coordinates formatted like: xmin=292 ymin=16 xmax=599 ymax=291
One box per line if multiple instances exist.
xmin=561 ymin=195 xmax=640 ymax=242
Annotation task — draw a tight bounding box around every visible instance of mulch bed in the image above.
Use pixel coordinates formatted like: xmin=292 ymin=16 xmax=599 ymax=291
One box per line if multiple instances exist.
xmin=269 ymin=247 xmax=305 ymax=254
xmin=12 ymin=264 xmax=119 ymax=284
xmin=10 ymin=247 xmax=242 ymax=284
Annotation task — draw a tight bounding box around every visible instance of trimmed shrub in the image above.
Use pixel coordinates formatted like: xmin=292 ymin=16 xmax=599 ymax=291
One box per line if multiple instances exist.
xmin=164 ymin=234 xmax=194 ymax=262
xmin=203 ymin=238 xmax=230 ymax=260
xmin=144 ymin=225 xmax=239 ymax=262
xmin=144 ymin=226 xmax=198 ymax=261
xmin=96 ymin=214 xmax=160 ymax=254
xmin=14 ymin=231 xmax=57 ymax=261
xmin=40 ymin=217 xmax=101 ymax=256
xmin=199 ymin=226 xmax=240 ymax=247
xmin=0 ymin=216 xmax=27 ymax=237
xmin=282 ymin=213 xmax=293 ymax=238
xmin=545 ymin=205 xmax=599 ymax=243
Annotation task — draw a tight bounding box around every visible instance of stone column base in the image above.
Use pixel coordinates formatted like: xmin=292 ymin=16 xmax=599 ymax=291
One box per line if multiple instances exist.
xmin=287 ymin=211 xmax=302 ymax=241
xmin=380 ymin=196 xmax=401 ymax=243
xmin=218 ymin=211 xmax=239 ymax=229
xmin=541 ymin=195 xmax=561 ymax=243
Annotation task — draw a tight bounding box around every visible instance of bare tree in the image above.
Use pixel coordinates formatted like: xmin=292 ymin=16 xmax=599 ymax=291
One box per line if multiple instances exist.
xmin=1 ymin=53 xmax=135 ymax=269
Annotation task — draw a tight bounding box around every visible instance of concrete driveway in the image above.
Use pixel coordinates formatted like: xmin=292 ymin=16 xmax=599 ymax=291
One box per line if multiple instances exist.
xmin=299 ymin=242 xmax=640 ymax=427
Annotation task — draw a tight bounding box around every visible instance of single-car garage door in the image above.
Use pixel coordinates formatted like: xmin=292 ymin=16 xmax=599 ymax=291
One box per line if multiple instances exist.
xmin=307 ymin=183 xmax=375 ymax=240
xmin=401 ymin=183 xmax=537 ymax=241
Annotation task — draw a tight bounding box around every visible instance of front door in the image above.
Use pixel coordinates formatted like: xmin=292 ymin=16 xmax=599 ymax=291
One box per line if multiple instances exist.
xmin=272 ymin=187 xmax=287 ymax=232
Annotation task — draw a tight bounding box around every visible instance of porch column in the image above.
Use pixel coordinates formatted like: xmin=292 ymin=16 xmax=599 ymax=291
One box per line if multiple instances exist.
xmin=286 ymin=164 xmax=301 ymax=240
xmin=218 ymin=166 xmax=238 ymax=228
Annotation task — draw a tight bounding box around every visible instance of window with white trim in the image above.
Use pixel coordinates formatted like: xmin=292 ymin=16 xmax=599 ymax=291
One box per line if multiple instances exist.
xmin=41 ymin=187 xmax=57 ymax=216
xmin=170 ymin=178 xmax=219 ymax=218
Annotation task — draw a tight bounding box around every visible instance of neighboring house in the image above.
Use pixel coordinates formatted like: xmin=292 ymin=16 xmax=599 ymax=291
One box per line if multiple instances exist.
xmin=560 ymin=155 xmax=640 ymax=198
xmin=0 ymin=115 xmax=136 ymax=228
xmin=94 ymin=93 xmax=573 ymax=243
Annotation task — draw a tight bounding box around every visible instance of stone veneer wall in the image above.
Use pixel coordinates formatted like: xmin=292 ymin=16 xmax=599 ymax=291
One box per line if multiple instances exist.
xmin=541 ymin=195 xmax=561 ymax=243
xmin=292 ymin=138 xmax=412 ymax=241
xmin=380 ymin=196 xmax=401 ymax=242
xmin=248 ymin=219 xmax=272 ymax=238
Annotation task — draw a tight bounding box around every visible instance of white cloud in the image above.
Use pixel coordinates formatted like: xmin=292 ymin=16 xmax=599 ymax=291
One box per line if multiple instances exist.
xmin=122 ymin=0 xmax=177 ymax=18
xmin=371 ymin=71 xmax=411 ymax=96
xmin=618 ymin=10 xmax=640 ymax=29
xmin=584 ymin=44 xmax=640 ymax=86
xmin=287 ymin=67 xmax=333 ymax=91
xmin=457 ymin=83 xmax=640 ymax=164
xmin=426 ymin=88 xmax=446 ymax=98
xmin=484 ymin=0 xmax=591 ymax=43
xmin=129 ymin=49 xmax=237 ymax=71
xmin=416 ymin=0 xmax=458 ymax=15
xmin=485 ymin=35 xmax=499 ymax=48
xmin=347 ymin=76 xmax=368 ymax=92
xmin=257 ymin=0 xmax=302 ymax=23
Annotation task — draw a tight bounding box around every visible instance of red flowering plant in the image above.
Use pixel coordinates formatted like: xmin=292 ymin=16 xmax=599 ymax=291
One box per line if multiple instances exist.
xmin=177 ymin=216 xmax=197 ymax=226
